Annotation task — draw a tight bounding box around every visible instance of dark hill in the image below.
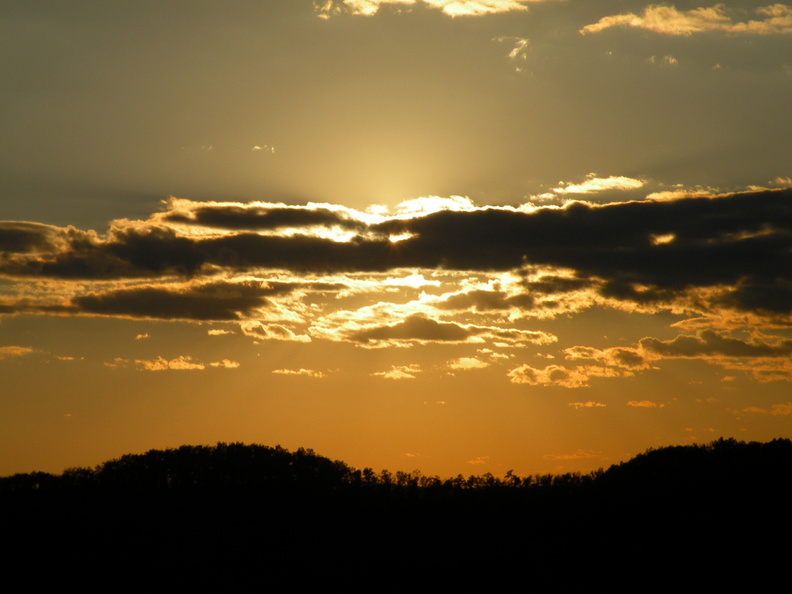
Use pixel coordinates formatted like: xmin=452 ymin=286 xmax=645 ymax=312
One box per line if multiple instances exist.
xmin=3 ymin=438 xmax=790 ymax=588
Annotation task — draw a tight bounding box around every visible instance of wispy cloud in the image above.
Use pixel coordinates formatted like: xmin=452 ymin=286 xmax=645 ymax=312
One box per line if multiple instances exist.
xmin=134 ymin=355 xmax=232 ymax=371
xmin=0 ymin=346 xmax=34 ymax=359
xmin=543 ymin=449 xmax=604 ymax=461
xmin=372 ymin=364 xmax=421 ymax=379
xmin=272 ymin=368 xmax=327 ymax=378
xmin=627 ymin=400 xmax=665 ymax=408
xmin=551 ymin=174 xmax=645 ymax=195
xmin=569 ymin=401 xmax=607 ymax=409
xmin=743 ymin=402 xmax=792 ymax=415
xmin=581 ymin=4 xmax=792 ymax=36
xmin=315 ymin=312 xmax=555 ymax=348
xmin=315 ymin=0 xmax=543 ymax=19
xmin=508 ymin=363 xmax=627 ymax=388
xmin=448 ymin=356 xmax=489 ymax=370
xmin=494 ymin=36 xmax=531 ymax=72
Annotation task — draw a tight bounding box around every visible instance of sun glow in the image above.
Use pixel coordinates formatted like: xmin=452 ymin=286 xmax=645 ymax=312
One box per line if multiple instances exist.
xmin=389 ymin=232 xmax=415 ymax=243
xmin=651 ymin=233 xmax=676 ymax=245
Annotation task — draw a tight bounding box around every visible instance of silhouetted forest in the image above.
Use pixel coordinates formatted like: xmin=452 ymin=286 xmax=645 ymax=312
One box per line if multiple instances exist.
xmin=4 ymin=438 xmax=790 ymax=588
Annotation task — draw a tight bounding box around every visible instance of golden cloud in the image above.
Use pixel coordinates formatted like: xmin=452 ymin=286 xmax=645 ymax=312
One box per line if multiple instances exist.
xmin=581 ymin=4 xmax=792 ymax=36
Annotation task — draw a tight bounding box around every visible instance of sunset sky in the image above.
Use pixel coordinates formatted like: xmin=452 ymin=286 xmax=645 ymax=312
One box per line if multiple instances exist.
xmin=2 ymin=0 xmax=791 ymax=478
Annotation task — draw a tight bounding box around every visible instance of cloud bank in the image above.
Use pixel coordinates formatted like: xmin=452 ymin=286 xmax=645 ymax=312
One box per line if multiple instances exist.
xmin=3 ymin=187 xmax=792 ymax=384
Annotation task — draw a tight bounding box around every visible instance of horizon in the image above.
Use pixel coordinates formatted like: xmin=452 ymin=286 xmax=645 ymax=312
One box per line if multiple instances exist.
xmin=2 ymin=1 xmax=791 ymax=478
xmin=6 ymin=436 xmax=788 ymax=480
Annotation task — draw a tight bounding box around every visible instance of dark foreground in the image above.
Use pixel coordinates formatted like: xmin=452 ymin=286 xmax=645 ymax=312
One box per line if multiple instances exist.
xmin=3 ymin=438 xmax=790 ymax=588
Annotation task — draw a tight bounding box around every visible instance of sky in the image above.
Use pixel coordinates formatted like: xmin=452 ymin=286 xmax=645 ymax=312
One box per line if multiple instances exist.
xmin=1 ymin=0 xmax=791 ymax=477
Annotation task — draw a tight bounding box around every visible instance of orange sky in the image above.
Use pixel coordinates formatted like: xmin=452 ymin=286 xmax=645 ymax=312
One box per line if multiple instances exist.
xmin=1 ymin=1 xmax=791 ymax=477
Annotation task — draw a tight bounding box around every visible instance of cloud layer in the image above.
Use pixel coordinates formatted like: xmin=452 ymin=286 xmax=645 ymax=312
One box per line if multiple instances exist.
xmin=3 ymin=188 xmax=791 ymax=322
xmin=3 ymin=187 xmax=792 ymax=385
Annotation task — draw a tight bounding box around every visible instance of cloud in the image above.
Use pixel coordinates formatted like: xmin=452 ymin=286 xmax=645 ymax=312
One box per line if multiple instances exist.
xmin=382 ymin=273 xmax=441 ymax=289
xmin=494 ymin=36 xmax=531 ymax=72
xmin=135 ymin=356 xmax=205 ymax=371
xmin=0 ymin=277 xmax=341 ymax=326
xmin=564 ymin=345 xmax=652 ymax=370
xmin=70 ymin=280 xmax=280 ymax=321
xmin=640 ymin=330 xmax=792 ymax=359
xmin=0 ymin=346 xmax=35 ymax=359
xmin=508 ymin=344 xmax=649 ymax=386
xmin=123 ymin=355 xmax=240 ymax=371
xmin=648 ymin=55 xmax=679 ymax=66
xmin=209 ymin=359 xmax=241 ymax=369
xmin=626 ymin=400 xmax=665 ymax=408
xmin=569 ymin=401 xmax=607 ymax=409
xmin=546 ymin=329 xmax=792 ymax=385
xmin=507 ymin=328 xmax=792 ymax=387
xmin=241 ymin=322 xmax=312 ymax=342
xmin=391 ymin=195 xmax=478 ymax=217
xmin=373 ymin=189 xmax=792 ymax=320
xmin=627 ymin=330 xmax=792 ymax=382
xmin=581 ymin=4 xmax=792 ymax=36
xmin=508 ymin=364 xmax=593 ymax=388
xmin=158 ymin=198 xmax=367 ymax=236
xmin=350 ymin=313 xmax=471 ymax=345
xmin=431 ymin=287 xmax=536 ymax=313
xmin=272 ymin=368 xmax=327 ymax=378
xmin=326 ymin=312 xmax=555 ymax=348
xmin=315 ymin=0 xmax=539 ymax=18
xmin=448 ymin=356 xmax=489 ymax=370
xmin=743 ymin=402 xmax=792 ymax=415
xmin=551 ymin=174 xmax=645 ymax=195
xmin=0 ymin=222 xmax=68 ymax=253
xmin=0 ymin=223 xmax=202 ymax=279
xmin=3 ymin=189 xmax=792 ymax=336
xmin=543 ymin=449 xmax=603 ymax=461
xmin=207 ymin=329 xmax=235 ymax=336
xmin=165 ymin=357 xmax=201 ymax=370
xmin=372 ymin=364 xmax=421 ymax=379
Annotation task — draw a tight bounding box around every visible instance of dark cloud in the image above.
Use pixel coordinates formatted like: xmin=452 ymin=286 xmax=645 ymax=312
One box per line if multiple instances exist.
xmin=71 ymin=280 xmax=276 ymax=321
xmin=641 ymin=330 xmax=792 ymax=359
xmin=0 ymin=278 xmax=346 ymax=321
xmin=350 ymin=314 xmax=472 ymax=344
xmin=383 ymin=189 xmax=792 ymax=313
xmin=346 ymin=313 xmax=554 ymax=347
xmin=71 ymin=281 xmax=283 ymax=321
xmin=564 ymin=345 xmax=651 ymax=370
xmin=520 ymin=275 xmax=595 ymax=295
xmin=0 ymin=222 xmax=60 ymax=253
xmin=382 ymin=189 xmax=792 ymax=279
xmin=163 ymin=204 xmax=367 ymax=233
xmin=242 ymin=322 xmax=309 ymax=342
xmin=0 ymin=225 xmax=203 ymax=279
xmin=2 ymin=189 xmax=791 ymax=318
xmin=434 ymin=289 xmax=535 ymax=312
xmin=610 ymin=348 xmax=650 ymax=369
xmin=200 ymin=233 xmax=394 ymax=272
xmin=714 ymin=277 xmax=792 ymax=315
xmin=105 ymin=226 xmax=207 ymax=277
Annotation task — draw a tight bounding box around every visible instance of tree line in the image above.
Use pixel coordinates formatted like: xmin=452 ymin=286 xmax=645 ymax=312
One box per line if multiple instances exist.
xmin=3 ymin=437 xmax=790 ymax=589
xmin=3 ymin=437 xmax=790 ymax=495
